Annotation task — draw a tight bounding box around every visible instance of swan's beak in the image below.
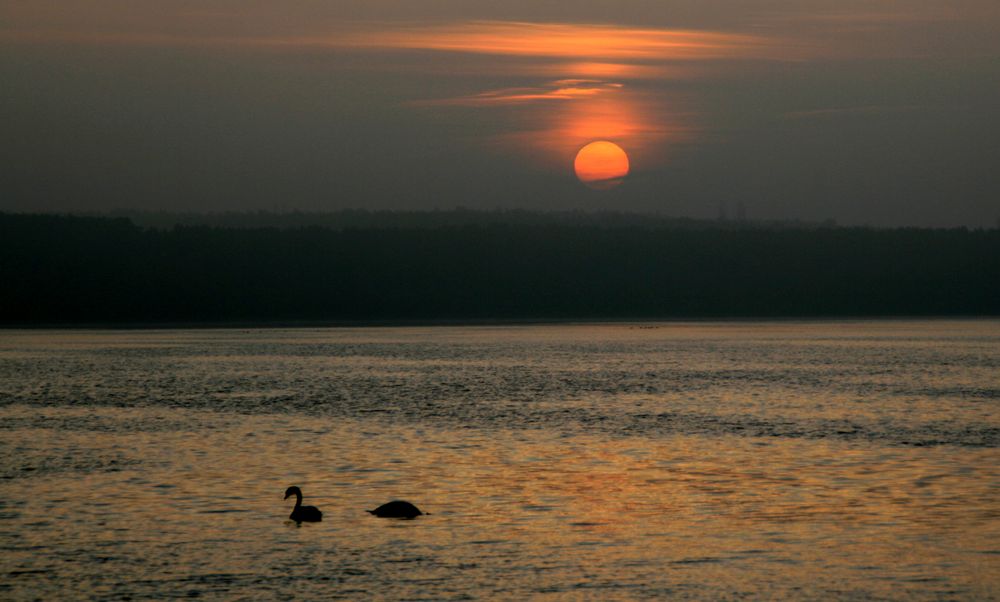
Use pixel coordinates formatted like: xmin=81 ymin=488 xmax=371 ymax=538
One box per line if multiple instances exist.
xmin=284 ymin=492 xmax=291 ymax=500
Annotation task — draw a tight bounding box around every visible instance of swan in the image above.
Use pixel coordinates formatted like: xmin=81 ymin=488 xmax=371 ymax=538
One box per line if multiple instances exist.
xmin=367 ymin=500 xmax=424 ymax=519
xmin=284 ymin=486 xmax=323 ymax=522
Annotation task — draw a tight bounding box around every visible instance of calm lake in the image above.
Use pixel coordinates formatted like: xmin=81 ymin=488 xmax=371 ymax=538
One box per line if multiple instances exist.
xmin=1 ymin=321 xmax=998 ymax=600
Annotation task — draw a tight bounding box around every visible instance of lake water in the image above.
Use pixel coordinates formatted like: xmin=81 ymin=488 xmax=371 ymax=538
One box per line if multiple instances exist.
xmin=1 ymin=321 xmax=998 ymax=600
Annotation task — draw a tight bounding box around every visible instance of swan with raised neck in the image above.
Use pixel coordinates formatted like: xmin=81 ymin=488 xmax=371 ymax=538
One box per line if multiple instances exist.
xmin=284 ymin=486 xmax=322 ymax=523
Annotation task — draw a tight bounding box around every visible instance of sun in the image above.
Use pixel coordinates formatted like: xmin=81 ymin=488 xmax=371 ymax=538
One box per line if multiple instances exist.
xmin=574 ymin=141 xmax=630 ymax=190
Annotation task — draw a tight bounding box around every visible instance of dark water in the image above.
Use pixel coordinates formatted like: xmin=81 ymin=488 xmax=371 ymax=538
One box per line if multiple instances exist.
xmin=1 ymin=321 xmax=998 ymax=599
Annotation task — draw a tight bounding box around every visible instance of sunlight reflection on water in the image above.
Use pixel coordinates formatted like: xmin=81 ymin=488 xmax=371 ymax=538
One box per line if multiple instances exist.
xmin=0 ymin=321 xmax=998 ymax=599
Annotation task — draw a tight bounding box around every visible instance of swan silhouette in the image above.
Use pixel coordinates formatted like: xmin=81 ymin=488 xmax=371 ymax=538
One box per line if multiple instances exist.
xmin=368 ymin=500 xmax=424 ymax=519
xmin=284 ymin=486 xmax=323 ymax=522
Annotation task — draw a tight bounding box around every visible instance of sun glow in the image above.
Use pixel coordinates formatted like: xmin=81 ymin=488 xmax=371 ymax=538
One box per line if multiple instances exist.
xmin=574 ymin=141 xmax=630 ymax=190
xmin=347 ymin=20 xmax=710 ymax=181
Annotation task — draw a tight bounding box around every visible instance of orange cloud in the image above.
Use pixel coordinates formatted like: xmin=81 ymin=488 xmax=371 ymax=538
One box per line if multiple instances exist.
xmin=1 ymin=20 xmax=776 ymax=61
xmin=344 ymin=21 xmax=774 ymax=61
xmin=416 ymin=80 xmax=624 ymax=106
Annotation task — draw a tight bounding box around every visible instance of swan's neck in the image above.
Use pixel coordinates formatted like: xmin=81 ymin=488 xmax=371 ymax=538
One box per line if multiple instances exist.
xmin=293 ymin=491 xmax=303 ymax=509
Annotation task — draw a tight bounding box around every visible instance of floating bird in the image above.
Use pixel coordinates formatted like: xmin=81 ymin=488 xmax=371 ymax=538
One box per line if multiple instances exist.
xmin=368 ymin=500 xmax=424 ymax=519
xmin=284 ymin=486 xmax=323 ymax=523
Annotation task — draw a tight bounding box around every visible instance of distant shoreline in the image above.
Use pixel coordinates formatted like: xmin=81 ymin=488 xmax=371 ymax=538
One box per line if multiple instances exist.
xmin=4 ymin=213 xmax=998 ymax=324
xmin=3 ymin=315 xmax=998 ymax=330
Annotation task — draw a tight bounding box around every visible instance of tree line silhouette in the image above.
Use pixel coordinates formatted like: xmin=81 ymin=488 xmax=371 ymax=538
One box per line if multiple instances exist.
xmin=2 ymin=212 xmax=997 ymax=324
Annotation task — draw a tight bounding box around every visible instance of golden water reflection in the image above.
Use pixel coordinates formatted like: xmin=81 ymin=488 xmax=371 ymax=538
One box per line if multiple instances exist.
xmin=2 ymin=403 xmax=997 ymax=599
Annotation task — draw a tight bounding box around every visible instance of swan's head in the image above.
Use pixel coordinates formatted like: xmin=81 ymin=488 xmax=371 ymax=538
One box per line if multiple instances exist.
xmin=284 ymin=486 xmax=302 ymax=500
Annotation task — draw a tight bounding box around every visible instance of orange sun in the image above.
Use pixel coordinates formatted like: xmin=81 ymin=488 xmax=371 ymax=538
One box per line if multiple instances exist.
xmin=574 ymin=141 xmax=629 ymax=189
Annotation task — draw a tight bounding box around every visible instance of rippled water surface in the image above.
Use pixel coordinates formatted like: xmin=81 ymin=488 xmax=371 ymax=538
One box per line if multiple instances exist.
xmin=1 ymin=321 xmax=998 ymax=599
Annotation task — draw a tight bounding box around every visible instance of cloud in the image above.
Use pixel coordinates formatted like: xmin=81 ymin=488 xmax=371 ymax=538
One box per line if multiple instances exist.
xmin=0 ymin=19 xmax=780 ymax=60
xmin=341 ymin=21 xmax=775 ymax=61
xmin=415 ymin=80 xmax=625 ymax=106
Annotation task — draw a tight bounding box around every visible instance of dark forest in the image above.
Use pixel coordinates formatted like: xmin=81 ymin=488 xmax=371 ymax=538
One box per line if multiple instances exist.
xmin=2 ymin=212 xmax=998 ymax=324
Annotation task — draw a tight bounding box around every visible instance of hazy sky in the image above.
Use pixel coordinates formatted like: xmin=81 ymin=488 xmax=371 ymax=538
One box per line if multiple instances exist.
xmin=2 ymin=1 xmax=999 ymax=226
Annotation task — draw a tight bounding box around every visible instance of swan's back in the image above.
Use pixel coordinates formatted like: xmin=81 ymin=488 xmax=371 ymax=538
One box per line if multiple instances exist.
xmin=368 ymin=500 xmax=423 ymax=519
xmin=291 ymin=505 xmax=323 ymax=522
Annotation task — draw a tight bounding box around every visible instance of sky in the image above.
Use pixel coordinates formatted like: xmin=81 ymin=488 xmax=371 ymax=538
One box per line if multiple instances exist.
xmin=2 ymin=1 xmax=999 ymax=226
